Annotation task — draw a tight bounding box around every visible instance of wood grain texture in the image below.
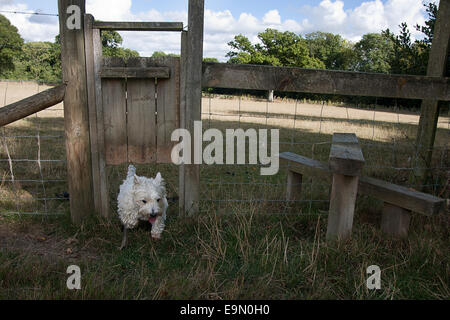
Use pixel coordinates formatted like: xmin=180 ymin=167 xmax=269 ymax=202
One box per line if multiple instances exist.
xmin=326 ymin=173 xmax=359 ymax=240
xmin=84 ymin=14 xmax=101 ymax=215
xmin=126 ymin=58 xmax=157 ymax=164
xmin=102 ymin=58 xmax=127 ymax=165
xmin=286 ymin=170 xmax=303 ymax=201
xmin=156 ymin=56 xmax=180 ymax=163
xmin=92 ymin=25 xmax=110 ymax=218
xmin=58 ymin=0 xmax=95 ymax=224
xmin=329 ymin=133 xmax=365 ymax=177
xmin=100 ymin=67 xmax=170 ymax=79
xmin=93 ymin=21 xmax=183 ymax=32
xmin=202 ymin=62 xmax=450 ymax=101
xmin=414 ymin=0 xmax=450 ymax=189
xmin=381 ymin=203 xmax=411 ymax=238
xmin=182 ymin=0 xmax=204 ymax=216
xmin=0 ymin=84 xmax=66 ymax=127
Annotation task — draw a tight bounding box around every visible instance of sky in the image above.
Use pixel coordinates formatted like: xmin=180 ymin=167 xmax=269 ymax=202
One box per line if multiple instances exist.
xmin=0 ymin=0 xmax=437 ymax=61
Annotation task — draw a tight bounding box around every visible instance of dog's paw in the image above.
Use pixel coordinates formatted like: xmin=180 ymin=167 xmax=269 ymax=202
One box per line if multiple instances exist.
xmin=152 ymin=235 xmax=162 ymax=241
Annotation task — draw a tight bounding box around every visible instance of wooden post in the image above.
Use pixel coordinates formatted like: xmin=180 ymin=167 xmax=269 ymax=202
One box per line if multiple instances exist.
xmin=58 ymin=0 xmax=95 ymax=224
xmin=381 ymin=202 xmax=411 ymax=238
xmin=84 ymin=14 xmax=110 ymax=218
xmin=286 ymin=170 xmax=302 ymax=201
xmin=268 ymin=90 xmax=274 ymax=102
xmin=180 ymin=0 xmax=204 ymax=216
xmin=413 ymin=0 xmax=450 ymax=190
xmin=326 ymin=133 xmax=365 ymax=240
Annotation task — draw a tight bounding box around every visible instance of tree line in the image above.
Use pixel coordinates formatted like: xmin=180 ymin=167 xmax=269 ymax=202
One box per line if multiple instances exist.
xmin=0 ymin=2 xmax=448 ymax=108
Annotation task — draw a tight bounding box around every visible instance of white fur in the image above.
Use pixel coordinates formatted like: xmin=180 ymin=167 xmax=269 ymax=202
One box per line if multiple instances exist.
xmin=117 ymin=165 xmax=169 ymax=240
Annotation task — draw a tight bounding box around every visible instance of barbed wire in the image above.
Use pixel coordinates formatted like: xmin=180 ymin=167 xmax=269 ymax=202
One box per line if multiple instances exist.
xmin=0 ymin=10 xmax=58 ymax=17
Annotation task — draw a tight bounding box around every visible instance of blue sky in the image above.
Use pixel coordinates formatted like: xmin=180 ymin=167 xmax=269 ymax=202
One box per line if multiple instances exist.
xmin=0 ymin=0 xmax=434 ymax=60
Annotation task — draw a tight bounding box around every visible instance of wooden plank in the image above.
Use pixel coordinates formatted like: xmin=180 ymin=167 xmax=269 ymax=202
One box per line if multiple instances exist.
xmin=100 ymin=67 xmax=170 ymax=79
xmin=84 ymin=14 xmax=101 ymax=215
xmin=280 ymin=152 xmax=445 ymax=216
xmin=126 ymin=58 xmax=157 ymax=164
xmin=179 ymin=31 xmax=188 ymax=216
xmin=93 ymin=21 xmax=183 ymax=32
xmin=329 ymin=133 xmax=365 ymax=177
xmin=0 ymin=84 xmax=66 ymax=127
xmin=280 ymin=152 xmax=330 ymax=177
xmin=102 ymin=57 xmax=128 ymax=165
xmin=182 ymin=0 xmax=204 ymax=216
xmin=156 ymin=56 xmax=180 ymax=163
xmin=414 ymin=0 xmax=450 ymax=189
xmin=58 ymin=0 xmax=95 ymax=224
xmin=286 ymin=170 xmax=302 ymax=201
xmin=327 ymin=173 xmax=359 ymax=240
xmin=92 ymin=24 xmax=110 ymax=218
xmin=381 ymin=203 xmax=411 ymax=238
xmin=359 ymin=176 xmax=444 ymax=216
xmin=202 ymin=62 xmax=450 ymax=101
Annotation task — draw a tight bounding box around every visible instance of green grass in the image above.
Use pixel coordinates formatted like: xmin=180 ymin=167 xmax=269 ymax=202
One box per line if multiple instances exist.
xmin=0 ymin=97 xmax=449 ymax=299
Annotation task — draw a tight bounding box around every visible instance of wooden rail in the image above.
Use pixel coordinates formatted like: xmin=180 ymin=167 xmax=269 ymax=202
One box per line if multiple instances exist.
xmin=100 ymin=67 xmax=171 ymax=79
xmin=280 ymin=150 xmax=445 ymax=238
xmin=93 ymin=21 xmax=184 ymax=32
xmin=0 ymin=84 xmax=66 ymax=127
xmin=202 ymin=62 xmax=450 ymax=101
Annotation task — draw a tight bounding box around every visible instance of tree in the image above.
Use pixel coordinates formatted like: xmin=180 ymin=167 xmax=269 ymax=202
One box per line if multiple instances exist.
xmin=305 ymin=32 xmax=355 ymax=70
xmin=0 ymin=14 xmax=24 ymax=75
xmin=227 ymin=29 xmax=325 ymax=69
xmin=352 ymin=32 xmax=395 ymax=73
xmin=101 ymin=30 xmax=139 ymax=59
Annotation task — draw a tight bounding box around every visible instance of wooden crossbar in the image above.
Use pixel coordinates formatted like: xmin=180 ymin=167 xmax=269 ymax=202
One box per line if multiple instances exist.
xmin=93 ymin=21 xmax=184 ymax=32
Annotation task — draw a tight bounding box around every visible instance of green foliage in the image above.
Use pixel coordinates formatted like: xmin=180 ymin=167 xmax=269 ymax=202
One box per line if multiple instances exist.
xmin=151 ymin=51 xmax=180 ymax=58
xmin=0 ymin=14 xmax=24 ymax=75
xmin=352 ymin=32 xmax=395 ymax=73
xmin=227 ymin=29 xmax=325 ymax=69
xmin=305 ymin=31 xmax=355 ymax=70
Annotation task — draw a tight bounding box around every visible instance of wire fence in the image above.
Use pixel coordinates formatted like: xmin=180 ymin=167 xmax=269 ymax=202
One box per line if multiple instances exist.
xmin=198 ymin=92 xmax=450 ymax=216
xmin=0 ymin=80 xmax=68 ymax=216
xmin=1 ymin=80 xmax=449 ymax=217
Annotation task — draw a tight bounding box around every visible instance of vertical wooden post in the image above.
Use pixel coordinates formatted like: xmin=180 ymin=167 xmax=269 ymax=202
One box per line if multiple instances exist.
xmin=286 ymin=170 xmax=302 ymax=201
xmin=381 ymin=203 xmax=411 ymax=238
xmin=84 ymin=14 xmax=110 ymax=218
xmin=413 ymin=0 xmax=450 ymax=190
xmin=326 ymin=133 xmax=365 ymax=241
xmin=58 ymin=0 xmax=95 ymax=224
xmin=268 ymin=90 xmax=274 ymax=102
xmin=180 ymin=0 xmax=204 ymax=216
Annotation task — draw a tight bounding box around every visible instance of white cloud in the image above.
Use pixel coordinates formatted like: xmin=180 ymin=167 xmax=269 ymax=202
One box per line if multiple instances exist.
xmin=1 ymin=0 xmax=431 ymax=61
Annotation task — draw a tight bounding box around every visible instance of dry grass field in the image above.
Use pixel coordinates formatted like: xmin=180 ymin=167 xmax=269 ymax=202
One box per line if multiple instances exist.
xmin=0 ymin=81 xmax=448 ymax=299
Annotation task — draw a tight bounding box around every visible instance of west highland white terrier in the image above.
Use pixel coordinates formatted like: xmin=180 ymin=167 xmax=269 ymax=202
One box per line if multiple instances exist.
xmin=117 ymin=165 xmax=168 ymax=250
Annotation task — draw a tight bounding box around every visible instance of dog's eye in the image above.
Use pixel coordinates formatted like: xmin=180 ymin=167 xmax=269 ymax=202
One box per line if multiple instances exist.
xmin=157 ymin=199 xmax=161 ymax=203
xmin=142 ymin=200 xmax=147 ymax=204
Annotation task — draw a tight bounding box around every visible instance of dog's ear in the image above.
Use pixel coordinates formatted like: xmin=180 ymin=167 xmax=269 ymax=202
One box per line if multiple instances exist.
xmin=133 ymin=174 xmax=140 ymax=185
xmin=154 ymin=172 xmax=164 ymax=184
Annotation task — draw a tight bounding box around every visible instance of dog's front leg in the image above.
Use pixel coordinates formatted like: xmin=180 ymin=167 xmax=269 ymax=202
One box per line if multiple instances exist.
xmin=151 ymin=216 xmax=165 ymax=240
xmin=119 ymin=227 xmax=128 ymax=250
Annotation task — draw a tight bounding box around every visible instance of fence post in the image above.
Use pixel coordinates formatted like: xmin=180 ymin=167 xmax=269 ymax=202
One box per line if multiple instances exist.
xmin=413 ymin=1 xmax=450 ymax=190
xmin=180 ymin=0 xmax=204 ymax=216
xmin=326 ymin=133 xmax=365 ymax=241
xmin=58 ymin=0 xmax=95 ymax=224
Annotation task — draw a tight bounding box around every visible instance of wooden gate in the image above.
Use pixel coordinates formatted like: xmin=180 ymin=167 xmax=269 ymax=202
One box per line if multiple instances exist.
xmin=84 ymin=15 xmax=182 ymax=217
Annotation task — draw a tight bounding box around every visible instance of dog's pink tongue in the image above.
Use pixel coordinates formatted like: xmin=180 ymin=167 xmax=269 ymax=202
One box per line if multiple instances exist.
xmin=149 ymin=217 xmax=157 ymax=224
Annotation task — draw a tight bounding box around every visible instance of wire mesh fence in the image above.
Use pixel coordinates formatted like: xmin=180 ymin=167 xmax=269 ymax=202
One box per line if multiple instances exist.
xmin=0 ymin=81 xmax=449 ymax=216
xmin=198 ymin=92 xmax=450 ymax=216
xmin=0 ymin=80 xmax=69 ymax=216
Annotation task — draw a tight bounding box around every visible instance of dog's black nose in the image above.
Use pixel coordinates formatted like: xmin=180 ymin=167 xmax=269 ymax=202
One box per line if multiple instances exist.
xmin=150 ymin=214 xmax=157 ymax=218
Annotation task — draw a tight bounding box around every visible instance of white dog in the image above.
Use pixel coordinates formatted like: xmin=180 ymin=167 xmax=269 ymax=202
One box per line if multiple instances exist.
xmin=117 ymin=165 xmax=168 ymax=250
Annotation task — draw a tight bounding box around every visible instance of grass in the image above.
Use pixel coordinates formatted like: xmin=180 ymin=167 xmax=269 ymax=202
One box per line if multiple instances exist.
xmin=0 ymin=90 xmax=449 ymax=299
